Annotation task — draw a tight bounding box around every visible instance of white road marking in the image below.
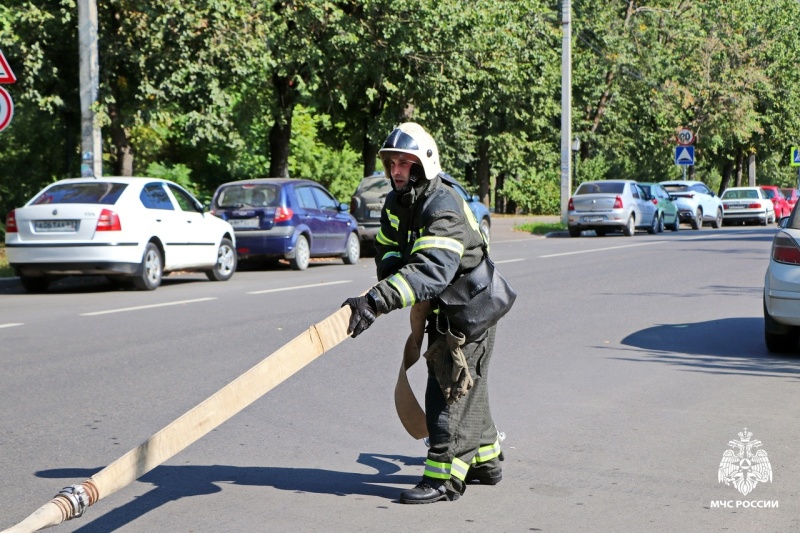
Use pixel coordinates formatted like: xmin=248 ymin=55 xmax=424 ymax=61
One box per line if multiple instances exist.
xmin=248 ymin=279 xmax=353 ymax=295
xmin=80 ymin=298 xmax=217 ymax=316
xmin=494 ymin=258 xmax=525 ymax=264
xmin=540 ymin=241 xmax=666 ymax=258
xmin=0 ymin=323 xmax=24 ymax=329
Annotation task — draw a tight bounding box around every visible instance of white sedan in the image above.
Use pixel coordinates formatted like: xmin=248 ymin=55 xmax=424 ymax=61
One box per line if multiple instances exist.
xmin=720 ymin=186 xmax=775 ymax=226
xmin=4 ymin=177 xmax=237 ymax=292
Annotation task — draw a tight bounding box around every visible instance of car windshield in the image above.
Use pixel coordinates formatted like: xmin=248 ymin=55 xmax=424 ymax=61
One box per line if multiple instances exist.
xmin=31 ymin=182 xmax=127 ymax=205
xmin=722 ymin=190 xmax=759 ymax=199
xmin=662 ymin=184 xmax=690 ymax=193
xmin=215 ymin=184 xmax=280 ymax=208
xmin=576 ymin=182 xmax=624 ymax=195
xmin=762 ymin=188 xmax=776 ymax=199
xmin=358 ymin=176 xmax=391 ymax=195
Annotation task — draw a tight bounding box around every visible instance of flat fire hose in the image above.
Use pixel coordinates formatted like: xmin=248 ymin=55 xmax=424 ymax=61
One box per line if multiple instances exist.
xmin=1 ymin=305 xmax=352 ymax=533
xmin=394 ymin=301 xmax=429 ymax=439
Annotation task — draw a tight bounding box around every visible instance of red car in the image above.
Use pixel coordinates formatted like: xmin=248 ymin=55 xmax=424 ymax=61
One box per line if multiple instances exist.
xmin=780 ymin=187 xmax=800 ymax=211
xmin=761 ymin=186 xmax=792 ymax=219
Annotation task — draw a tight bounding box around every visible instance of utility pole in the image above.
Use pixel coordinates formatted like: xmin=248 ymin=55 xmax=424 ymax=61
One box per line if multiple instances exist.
xmin=560 ymin=0 xmax=573 ymax=224
xmin=78 ymin=0 xmax=102 ymax=177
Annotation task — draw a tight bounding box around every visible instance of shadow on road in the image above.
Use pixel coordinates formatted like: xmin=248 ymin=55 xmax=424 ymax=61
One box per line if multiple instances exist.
xmin=615 ymin=317 xmax=800 ymax=379
xmin=35 ymin=453 xmax=423 ymax=531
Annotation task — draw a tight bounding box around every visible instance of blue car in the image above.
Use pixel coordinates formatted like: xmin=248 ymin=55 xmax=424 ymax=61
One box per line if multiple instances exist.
xmin=210 ymin=178 xmax=360 ymax=270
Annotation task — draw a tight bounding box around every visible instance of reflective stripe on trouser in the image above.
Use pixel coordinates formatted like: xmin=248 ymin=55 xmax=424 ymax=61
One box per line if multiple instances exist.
xmin=423 ymin=322 xmax=499 ymax=494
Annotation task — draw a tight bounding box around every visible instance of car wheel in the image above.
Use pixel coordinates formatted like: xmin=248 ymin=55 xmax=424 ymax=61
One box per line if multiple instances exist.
xmin=19 ymin=275 xmax=50 ymax=293
xmin=205 ymin=237 xmax=237 ymax=281
xmin=568 ymin=227 xmax=581 ymax=237
xmin=711 ymin=207 xmax=722 ymax=228
xmin=132 ymin=242 xmax=163 ymax=290
xmin=647 ymin=213 xmax=658 ymax=234
xmin=342 ymin=232 xmax=360 ymax=265
xmin=657 ymin=213 xmax=665 ymax=233
xmin=670 ymin=214 xmax=680 ymax=232
xmin=690 ymin=208 xmax=702 ymax=230
xmin=622 ymin=215 xmax=635 ymax=236
xmin=479 ymin=218 xmax=491 ymax=243
xmin=764 ymin=301 xmax=799 ymax=352
xmin=290 ymin=234 xmax=310 ymax=271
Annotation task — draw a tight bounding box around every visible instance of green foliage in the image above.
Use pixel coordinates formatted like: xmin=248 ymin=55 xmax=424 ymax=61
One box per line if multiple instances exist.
xmin=288 ymin=106 xmax=361 ymax=202
xmin=1 ymin=0 xmax=800 ymax=219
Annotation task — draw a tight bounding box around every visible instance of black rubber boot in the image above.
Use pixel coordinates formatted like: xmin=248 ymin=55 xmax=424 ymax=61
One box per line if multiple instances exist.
xmin=399 ymin=479 xmax=459 ymax=504
xmin=465 ymin=466 xmax=503 ymax=485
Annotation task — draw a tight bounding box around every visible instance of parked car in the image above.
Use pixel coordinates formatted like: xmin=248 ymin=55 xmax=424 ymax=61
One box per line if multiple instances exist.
xmin=639 ymin=182 xmax=680 ymax=232
xmin=4 ymin=177 xmax=237 ymax=292
xmin=567 ymin=180 xmax=657 ymax=237
xmin=210 ymin=178 xmax=359 ymax=270
xmin=349 ymin=172 xmax=491 ymax=248
xmin=659 ymin=180 xmax=723 ymax=229
xmin=763 ymin=213 xmax=800 ymax=351
xmin=720 ymin=187 xmax=774 ymax=226
xmin=780 ymin=187 xmax=800 ymax=211
xmin=760 ymin=185 xmax=792 ymax=220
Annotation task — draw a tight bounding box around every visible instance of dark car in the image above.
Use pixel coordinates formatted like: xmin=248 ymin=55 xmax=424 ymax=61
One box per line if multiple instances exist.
xmin=349 ymin=172 xmax=491 ymax=249
xmin=210 ymin=178 xmax=359 ymax=270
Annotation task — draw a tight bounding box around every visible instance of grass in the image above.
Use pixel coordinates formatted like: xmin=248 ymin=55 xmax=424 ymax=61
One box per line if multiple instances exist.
xmin=515 ymin=221 xmax=567 ymax=235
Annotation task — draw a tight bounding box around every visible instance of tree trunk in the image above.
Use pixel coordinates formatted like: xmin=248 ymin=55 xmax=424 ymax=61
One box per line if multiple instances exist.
xmin=748 ymin=153 xmax=756 ymax=186
xmin=268 ymin=75 xmax=295 ymax=179
xmin=719 ymin=159 xmax=734 ymax=195
xmin=495 ymin=172 xmax=506 ymax=214
xmin=476 ymin=139 xmax=490 ymax=206
xmin=108 ymin=102 xmax=133 ymax=176
xmin=735 ymin=150 xmax=743 ymax=186
xmin=362 ymin=134 xmax=378 ymax=176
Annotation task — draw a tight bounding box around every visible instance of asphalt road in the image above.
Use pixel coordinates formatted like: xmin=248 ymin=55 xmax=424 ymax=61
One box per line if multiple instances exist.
xmin=1 ymin=219 xmax=797 ymax=532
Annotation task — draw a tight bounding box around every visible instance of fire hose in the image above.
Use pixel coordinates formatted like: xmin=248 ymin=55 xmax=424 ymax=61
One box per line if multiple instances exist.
xmin=2 ymin=301 xmax=430 ymax=532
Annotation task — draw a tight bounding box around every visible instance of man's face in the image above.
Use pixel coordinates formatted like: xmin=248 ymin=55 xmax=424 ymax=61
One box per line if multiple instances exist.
xmin=387 ymin=155 xmax=420 ymax=190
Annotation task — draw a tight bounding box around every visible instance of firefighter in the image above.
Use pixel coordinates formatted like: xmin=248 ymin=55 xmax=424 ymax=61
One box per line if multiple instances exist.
xmin=343 ymin=122 xmax=503 ymax=504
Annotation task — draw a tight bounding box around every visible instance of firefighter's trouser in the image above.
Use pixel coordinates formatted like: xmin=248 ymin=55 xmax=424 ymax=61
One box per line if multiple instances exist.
xmin=423 ymin=321 xmax=501 ymax=495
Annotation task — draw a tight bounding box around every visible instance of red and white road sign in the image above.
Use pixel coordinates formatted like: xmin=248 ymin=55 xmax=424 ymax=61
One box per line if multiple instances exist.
xmin=0 ymin=87 xmax=14 ymax=132
xmin=676 ymin=128 xmax=695 ymax=146
xmin=0 ymin=48 xmax=16 ymax=84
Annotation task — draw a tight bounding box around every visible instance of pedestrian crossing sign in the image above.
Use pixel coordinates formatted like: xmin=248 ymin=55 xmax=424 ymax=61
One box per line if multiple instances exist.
xmin=792 ymin=146 xmax=800 ymax=167
xmin=675 ymin=145 xmax=695 ymax=166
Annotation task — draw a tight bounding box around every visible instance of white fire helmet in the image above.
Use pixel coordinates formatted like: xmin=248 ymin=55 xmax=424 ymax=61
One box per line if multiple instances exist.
xmin=379 ymin=122 xmax=442 ymax=181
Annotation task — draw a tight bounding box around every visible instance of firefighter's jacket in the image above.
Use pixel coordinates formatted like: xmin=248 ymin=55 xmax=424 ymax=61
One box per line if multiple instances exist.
xmin=371 ymin=174 xmax=486 ymax=314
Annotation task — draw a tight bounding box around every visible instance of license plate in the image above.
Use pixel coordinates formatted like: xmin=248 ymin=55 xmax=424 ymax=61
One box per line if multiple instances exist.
xmin=369 ymin=210 xmax=381 ymax=218
xmin=726 ymin=205 xmax=744 ymax=209
xmin=583 ymin=216 xmax=604 ymax=222
xmin=34 ymin=220 xmax=78 ymax=232
xmin=229 ymin=217 xmax=260 ymax=229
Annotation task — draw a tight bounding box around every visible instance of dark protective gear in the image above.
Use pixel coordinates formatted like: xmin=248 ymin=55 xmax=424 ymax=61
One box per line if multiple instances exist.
xmin=399 ymin=479 xmax=459 ymax=504
xmin=342 ymin=290 xmax=381 ymax=338
xmin=371 ymin=175 xmax=485 ymax=309
xmin=379 ymin=122 xmax=442 ymax=181
xmin=465 ymin=465 xmax=503 ymax=485
xmin=368 ymin=123 xmax=503 ymax=502
xmin=423 ymin=323 xmax=502 ymax=497
xmin=422 ymin=327 xmax=472 ymax=404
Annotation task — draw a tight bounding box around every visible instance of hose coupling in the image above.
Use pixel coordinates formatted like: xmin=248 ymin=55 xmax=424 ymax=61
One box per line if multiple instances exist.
xmin=58 ymin=484 xmax=89 ymax=518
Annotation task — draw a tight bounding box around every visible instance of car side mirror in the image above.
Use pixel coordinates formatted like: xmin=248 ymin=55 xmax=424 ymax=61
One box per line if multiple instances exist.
xmin=779 ymin=216 xmax=790 ymax=228
xmin=471 ymin=194 xmax=479 ymax=202
xmin=339 ymin=202 xmax=349 ymax=212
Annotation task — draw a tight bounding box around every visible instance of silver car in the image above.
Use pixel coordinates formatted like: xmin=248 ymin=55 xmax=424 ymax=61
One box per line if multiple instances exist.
xmin=660 ymin=180 xmax=723 ymax=229
xmin=764 ymin=213 xmax=800 ymax=351
xmin=567 ymin=180 xmax=657 ymax=237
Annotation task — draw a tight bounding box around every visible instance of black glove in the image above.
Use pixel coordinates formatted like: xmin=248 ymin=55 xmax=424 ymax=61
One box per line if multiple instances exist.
xmin=342 ymin=292 xmax=378 ymax=338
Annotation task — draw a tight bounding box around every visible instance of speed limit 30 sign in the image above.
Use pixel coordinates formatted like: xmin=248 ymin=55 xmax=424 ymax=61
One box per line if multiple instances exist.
xmin=676 ymin=128 xmax=695 ymax=146
xmin=0 ymin=86 xmax=13 ymax=133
